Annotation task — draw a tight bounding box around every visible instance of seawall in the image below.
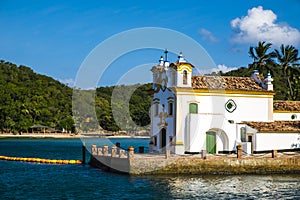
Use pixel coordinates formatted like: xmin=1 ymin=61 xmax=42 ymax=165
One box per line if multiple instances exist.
xmin=130 ymin=156 xmax=300 ymax=175
xmin=89 ymin=145 xmax=300 ymax=175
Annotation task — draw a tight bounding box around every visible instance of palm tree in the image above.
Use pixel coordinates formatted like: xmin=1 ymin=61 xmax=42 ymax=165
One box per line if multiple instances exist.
xmin=275 ymin=44 xmax=300 ymax=99
xmin=248 ymin=41 xmax=276 ymax=74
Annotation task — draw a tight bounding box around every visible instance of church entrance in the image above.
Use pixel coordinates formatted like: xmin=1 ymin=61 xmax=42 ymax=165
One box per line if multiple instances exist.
xmin=160 ymin=128 xmax=167 ymax=150
xmin=206 ymin=132 xmax=216 ymax=154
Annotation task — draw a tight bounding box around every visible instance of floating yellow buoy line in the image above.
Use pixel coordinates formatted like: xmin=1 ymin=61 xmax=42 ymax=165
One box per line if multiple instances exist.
xmin=0 ymin=155 xmax=82 ymax=165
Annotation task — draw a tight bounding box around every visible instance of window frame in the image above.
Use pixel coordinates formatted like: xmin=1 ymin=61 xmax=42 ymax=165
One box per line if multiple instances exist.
xmin=189 ymin=103 xmax=198 ymax=114
xmin=183 ymin=70 xmax=187 ymax=85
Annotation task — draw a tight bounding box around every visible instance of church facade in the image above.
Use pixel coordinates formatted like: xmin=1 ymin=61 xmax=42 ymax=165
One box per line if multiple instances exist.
xmin=150 ymin=51 xmax=300 ymax=155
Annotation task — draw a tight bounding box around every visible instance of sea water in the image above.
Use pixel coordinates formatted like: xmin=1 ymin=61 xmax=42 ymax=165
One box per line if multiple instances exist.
xmin=0 ymin=138 xmax=299 ymax=199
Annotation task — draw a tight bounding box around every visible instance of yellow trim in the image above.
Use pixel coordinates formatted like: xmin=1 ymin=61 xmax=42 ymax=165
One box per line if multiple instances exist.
xmin=273 ymin=110 xmax=300 ymax=113
xmin=174 ymin=87 xmax=275 ymax=96
xmin=177 ymin=64 xmax=193 ymax=73
xmin=171 ymin=88 xmax=275 ymax=98
xmin=175 ymin=92 xmax=274 ymax=98
xmin=172 ymin=141 xmax=184 ymax=145
xmin=257 ymin=131 xmax=300 ymax=133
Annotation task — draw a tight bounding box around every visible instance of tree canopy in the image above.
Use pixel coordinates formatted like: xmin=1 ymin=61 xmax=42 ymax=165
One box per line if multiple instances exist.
xmin=0 ymin=60 xmax=152 ymax=134
xmin=224 ymin=42 xmax=300 ymax=100
xmin=0 ymin=60 xmax=74 ymax=133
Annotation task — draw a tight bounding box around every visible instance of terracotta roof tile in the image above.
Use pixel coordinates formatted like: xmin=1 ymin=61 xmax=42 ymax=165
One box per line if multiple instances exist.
xmin=192 ymin=76 xmax=264 ymax=91
xmin=243 ymin=121 xmax=300 ymax=132
xmin=273 ymin=101 xmax=300 ymax=112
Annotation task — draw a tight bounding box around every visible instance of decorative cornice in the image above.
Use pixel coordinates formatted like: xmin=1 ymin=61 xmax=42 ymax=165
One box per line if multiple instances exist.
xmin=172 ymin=87 xmax=275 ymax=97
xmin=273 ymin=110 xmax=300 ymax=113
xmin=171 ymin=141 xmax=184 ymax=145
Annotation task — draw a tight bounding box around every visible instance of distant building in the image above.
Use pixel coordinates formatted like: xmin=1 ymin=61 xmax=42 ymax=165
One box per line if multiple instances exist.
xmin=150 ymin=51 xmax=300 ymax=154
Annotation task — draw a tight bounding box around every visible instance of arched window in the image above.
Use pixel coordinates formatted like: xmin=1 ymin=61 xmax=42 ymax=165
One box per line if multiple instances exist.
xmin=189 ymin=103 xmax=198 ymax=114
xmin=183 ymin=70 xmax=187 ymax=85
xmin=168 ymin=102 xmax=173 ymax=115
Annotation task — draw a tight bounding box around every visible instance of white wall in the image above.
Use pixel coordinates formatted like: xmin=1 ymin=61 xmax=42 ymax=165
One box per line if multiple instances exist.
xmin=242 ymin=142 xmax=252 ymax=154
xmin=175 ymin=92 xmax=272 ymax=154
xmin=255 ymin=133 xmax=300 ymax=151
xmin=186 ymin=113 xmax=236 ymax=153
xmin=273 ymin=113 xmax=299 ymax=121
xmin=224 ymin=96 xmax=270 ymax=122
xmin=176 ymin=92 xmax=271 ymax=123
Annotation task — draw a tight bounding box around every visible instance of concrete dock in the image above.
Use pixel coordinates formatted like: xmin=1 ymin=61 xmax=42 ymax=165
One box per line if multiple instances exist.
xmin=89 ymin=144 xmax=300 ymax=175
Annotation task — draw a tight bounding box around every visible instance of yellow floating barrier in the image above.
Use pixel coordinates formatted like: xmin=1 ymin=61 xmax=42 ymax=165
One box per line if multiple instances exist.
xmin=76 ymin=160 xmax=82 ymax=164
xmin=62 ymin=160 xmax=69 ymax=164
xmin=69 ymin=160 xmax=76 ymax=164
xmin=56 ymin=160 xmax=63 ymax=164
xmin=0 ymin=155 xmax=82 ymax=165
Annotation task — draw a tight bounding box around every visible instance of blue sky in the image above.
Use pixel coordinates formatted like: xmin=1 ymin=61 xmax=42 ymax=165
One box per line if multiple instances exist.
xmin=1 ymin=0 xmax=300 ymax=86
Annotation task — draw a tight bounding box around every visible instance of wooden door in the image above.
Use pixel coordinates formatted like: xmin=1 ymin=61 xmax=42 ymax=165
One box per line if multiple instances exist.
xmin=206 ymin=132 xmax=216 ymax=154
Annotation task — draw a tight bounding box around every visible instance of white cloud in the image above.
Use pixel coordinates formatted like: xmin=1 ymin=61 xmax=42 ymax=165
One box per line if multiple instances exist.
xmin=58 ymin=78 xmax=75 ymax=87
xmin=199 ymin=28 xmax=218 ymax=42
xmin=196 ymin=64 xmax=237 ymax=75
xmin=211 ymin=64 xmax=237 ymax=73
xmin=231 ymin=6 xmax=300 ymax=46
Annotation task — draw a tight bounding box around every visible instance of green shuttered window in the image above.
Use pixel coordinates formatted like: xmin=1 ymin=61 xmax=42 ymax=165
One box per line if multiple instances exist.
xmin=189 ymin=103 xmax=198 ymax=114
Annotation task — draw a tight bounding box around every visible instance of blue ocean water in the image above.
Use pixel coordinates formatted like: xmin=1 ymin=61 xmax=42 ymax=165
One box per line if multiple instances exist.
xmin=0 ymin=138 xmax=299 ymax=199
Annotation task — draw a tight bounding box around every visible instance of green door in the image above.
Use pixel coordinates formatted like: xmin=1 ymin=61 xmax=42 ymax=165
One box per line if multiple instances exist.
xmin=206 ymin=132 xmax=216 ymax=154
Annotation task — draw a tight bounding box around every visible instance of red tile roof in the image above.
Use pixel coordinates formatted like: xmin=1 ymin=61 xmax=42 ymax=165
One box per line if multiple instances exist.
xmin=273 ymin=101 xmax=300 ymax=112
xmin=243 ymin=121 xmax=300 ymax=132
xmin=192 ymin=76 xmax=265 ymax=91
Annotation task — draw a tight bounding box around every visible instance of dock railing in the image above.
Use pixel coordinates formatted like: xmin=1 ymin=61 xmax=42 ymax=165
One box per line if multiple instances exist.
xmin=92 ymin=144 xmax=133 ymax=159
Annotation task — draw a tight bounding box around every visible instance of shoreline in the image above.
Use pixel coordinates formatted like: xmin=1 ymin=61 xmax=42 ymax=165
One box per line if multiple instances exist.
xmin=0 ymin=133 xmax=150 ymax=139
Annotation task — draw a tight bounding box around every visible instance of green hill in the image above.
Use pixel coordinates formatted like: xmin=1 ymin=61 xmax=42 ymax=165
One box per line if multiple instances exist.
xmin=0 ymin=60 xmax=152 ymax=134
xmin=0 ymin=60 xmax=74 ymax=133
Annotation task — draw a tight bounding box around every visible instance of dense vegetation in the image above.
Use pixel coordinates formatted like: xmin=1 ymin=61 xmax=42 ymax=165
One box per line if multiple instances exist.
xmin=0 ymin=42 xmax=299 ymax=134
xmin=223 ymin=63 xmax=300 ymax=100
xmin=0 ymin=60 xmax=152 ymax=134
xmin=0 ymin=60 xmax=74 ymax=134
xmin=72 ymin=84 xmax=152 ymax=133
xmin=222 ymin=42 xmax=300 ymax=100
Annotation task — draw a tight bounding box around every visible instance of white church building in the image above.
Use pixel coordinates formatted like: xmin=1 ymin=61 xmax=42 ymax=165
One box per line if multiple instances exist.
xmin=150 ymin=51 xmax=300 ymax=155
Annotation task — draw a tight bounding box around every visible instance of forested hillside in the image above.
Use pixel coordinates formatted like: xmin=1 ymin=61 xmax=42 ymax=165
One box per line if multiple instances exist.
xmin=0 ymin=60 xmax=74 ymax=133
xmin=0 ymin=60 xmax=152 ymax=134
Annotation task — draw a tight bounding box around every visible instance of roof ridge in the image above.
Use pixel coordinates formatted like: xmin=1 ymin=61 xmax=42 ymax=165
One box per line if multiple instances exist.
xmin=192 ymin=75 xmax=255 ymax=79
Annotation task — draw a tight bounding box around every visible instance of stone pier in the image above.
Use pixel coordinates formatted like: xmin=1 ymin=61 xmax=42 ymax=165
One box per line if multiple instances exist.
xmin=89 ymin=144 xmax=300 ymax=175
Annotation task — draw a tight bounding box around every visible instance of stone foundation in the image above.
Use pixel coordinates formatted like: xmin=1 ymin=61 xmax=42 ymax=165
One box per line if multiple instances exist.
xmin=130 ymin=156 xmax=300 ymax=175
xmin=89 ymin=144 xmax=300 ymax=175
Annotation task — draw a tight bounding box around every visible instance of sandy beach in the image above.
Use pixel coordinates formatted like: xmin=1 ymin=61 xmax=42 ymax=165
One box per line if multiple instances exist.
xmin=0 ymin=133 xmax=150 ymax=139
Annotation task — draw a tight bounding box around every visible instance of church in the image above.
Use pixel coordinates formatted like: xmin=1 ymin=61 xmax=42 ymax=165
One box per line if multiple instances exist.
xmin=150 ymin=51 xmax=300 ymax=155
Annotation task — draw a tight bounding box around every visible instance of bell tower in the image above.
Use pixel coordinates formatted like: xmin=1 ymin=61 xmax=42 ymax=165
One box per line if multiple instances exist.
xmin=170 ymin=52 xmax=194 ymax=88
